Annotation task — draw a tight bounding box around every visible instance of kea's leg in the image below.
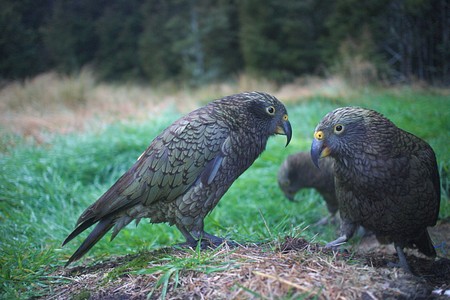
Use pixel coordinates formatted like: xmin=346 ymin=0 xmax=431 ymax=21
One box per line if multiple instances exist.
xmin=175 ymin=226 xmax=215 ymax=250
xmin=189 ymin=219 xmax=226 ymax=247
xmin=387 ymin=243 xmax=412 ymax=273
xmin=190 ymin=219 xmax=237 ymax=247
xmin=329 ymin=213 xmax=339 ymax=226
xmin=326 ymin=220 xmax=357 ymax=249
xmin=314 ymin=215 xmax=331 ymax=226
xmin=314 ymin=212 xmax=339 ymax=226
xmin=176 ymin=224 xmax=199 ymax=248
xmin=175 ymin=219 xmax=226 ymax=249
xmin=313 ymin=195 xmax=339 ymax=226
xmin=325 ymin=198 xmax=339 ymax=220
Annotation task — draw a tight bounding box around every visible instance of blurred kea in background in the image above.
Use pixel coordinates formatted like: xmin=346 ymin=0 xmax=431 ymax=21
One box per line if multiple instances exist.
xmin=63 ymin=91 xmax=292 ymax=266
xmin=278 ymin=152 xmax=338 ymax=225
xmin=311 ymin=106 xmax=440 ymax=273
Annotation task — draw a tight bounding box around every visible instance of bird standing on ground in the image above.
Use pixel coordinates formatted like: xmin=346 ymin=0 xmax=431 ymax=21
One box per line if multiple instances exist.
xmin=277 ymin=152 xmax=338 ymax=225
xmin=63 ymin=91 xmax=292 ymax=266
xmin=310 ymin=107 xmax=440 ymax=272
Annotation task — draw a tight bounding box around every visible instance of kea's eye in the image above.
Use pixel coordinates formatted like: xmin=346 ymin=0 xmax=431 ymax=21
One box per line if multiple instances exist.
xmin=266 ymin=106 xmax=276 ymax=115
xmin=334 ymin=124 xmax=344 ymax=134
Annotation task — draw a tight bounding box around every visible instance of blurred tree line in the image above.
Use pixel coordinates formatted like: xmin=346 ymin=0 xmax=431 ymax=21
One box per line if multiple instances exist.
xmin=1 ymin=0 xmax=449 ymax=85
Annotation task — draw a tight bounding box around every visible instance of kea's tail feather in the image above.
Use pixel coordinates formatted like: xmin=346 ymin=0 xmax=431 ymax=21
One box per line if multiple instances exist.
xmin=63 ymin=215 xmax=115 ymax=267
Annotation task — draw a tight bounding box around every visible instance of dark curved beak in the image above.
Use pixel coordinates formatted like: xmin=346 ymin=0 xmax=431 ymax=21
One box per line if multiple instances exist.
xmin=311 ymin=131 xmax=330 ymax=168
xmin=275 ymin=115 xmax=292 ymax=147
xmin=311 ymin=139 xmax=323 ymax=168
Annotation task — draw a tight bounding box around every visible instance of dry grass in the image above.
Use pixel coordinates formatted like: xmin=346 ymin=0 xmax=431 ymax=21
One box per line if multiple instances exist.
xmin=0 ymin=70 xmax=166 ymax=142
xmin=0 ymin=71 xmax=352 ymax=143
xmin=44 ymin=235 xmax=450 ymax=300
xmin=2 ymin=70 xmax=448 ymax=144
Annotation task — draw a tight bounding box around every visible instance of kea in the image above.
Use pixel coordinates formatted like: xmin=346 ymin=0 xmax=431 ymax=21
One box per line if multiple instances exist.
xmin=310 ymin=106 xmax=440 ymax=272
xmin=277 ymin=152 xmax=338 ymax=225
xmin=63 ymin=91 xmax=292 ymax=266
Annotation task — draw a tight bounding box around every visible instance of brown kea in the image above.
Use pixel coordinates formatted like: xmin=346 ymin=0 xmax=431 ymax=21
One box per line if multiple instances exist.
xmin=277 ymin=152 xmax=338 ymax=225
xmin=63 ymin=91 xmax=292 ymax=266
xmin=311 ymin=106 xmax=440 ymax=272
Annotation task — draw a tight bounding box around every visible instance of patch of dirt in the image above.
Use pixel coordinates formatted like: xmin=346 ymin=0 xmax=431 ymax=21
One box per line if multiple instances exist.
xmin=42 ymin=223 xmax=450 ymax=299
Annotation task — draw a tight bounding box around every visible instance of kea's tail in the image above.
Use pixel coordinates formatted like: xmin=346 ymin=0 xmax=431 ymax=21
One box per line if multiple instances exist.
xmin=414 ymin=229 xmax=436 ymax=257
xmin=62 ymin=215 xmax=115 ymax=267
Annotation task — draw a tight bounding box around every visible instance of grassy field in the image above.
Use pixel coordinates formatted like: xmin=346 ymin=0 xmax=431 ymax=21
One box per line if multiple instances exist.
xmin=0 ymin=74 xmax=449 ymax=299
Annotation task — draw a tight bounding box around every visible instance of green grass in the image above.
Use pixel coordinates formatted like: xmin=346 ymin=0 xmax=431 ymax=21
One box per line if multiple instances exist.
xmin=0 ymin=89 xmax=449 ymax=298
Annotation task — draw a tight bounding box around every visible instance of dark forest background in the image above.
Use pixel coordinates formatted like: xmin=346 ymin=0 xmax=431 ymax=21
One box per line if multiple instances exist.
xmin=1 ymin=0 xmax=449 ymax=85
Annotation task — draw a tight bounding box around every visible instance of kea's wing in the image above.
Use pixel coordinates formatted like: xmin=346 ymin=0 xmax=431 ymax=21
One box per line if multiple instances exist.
xmin=373 ymin=130 xmax=442 ymax=228
xmin=400 ymin=130 xmax=441 ymax=224
xmin=68 ymin=112 xmax=230 ymax=239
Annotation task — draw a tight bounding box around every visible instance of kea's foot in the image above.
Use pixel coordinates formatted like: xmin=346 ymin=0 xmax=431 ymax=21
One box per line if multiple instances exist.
xmin=325 ymin=222 xmax=357 ymax=251
xmin=192 ymin=231 xmax=239 ymax=248
xmin=176 ymin=225 xmax=238 ymax=249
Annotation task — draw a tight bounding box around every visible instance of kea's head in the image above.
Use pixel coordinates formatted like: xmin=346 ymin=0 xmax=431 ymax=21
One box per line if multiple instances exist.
xmin=220 ymin=91 xmax=292 ymax=146
xmin=310 ymin=106 xmax=392 ymax=168
xmin=278 ymin=152 xmax=311 ymax=201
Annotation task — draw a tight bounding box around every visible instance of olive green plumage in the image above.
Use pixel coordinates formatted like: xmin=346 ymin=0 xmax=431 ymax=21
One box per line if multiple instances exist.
xmin=311 ymin=106 xmax=440 ymax=272
xmin=63 ymin=91 xmax=292 ymax=266
xmin=278 ymin=152 xmax=337 ymax=224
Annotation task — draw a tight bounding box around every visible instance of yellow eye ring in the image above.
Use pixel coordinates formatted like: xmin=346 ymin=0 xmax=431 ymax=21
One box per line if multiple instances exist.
xmin=266 ymin=106 xmax=276 ymax=115
xmin=334 ymin=124 xmax=344 ymax=134
xmin=283 ymin=114 xmax=288 ymax=121
xmin=314 ymin=131 xmax=324 ymax=140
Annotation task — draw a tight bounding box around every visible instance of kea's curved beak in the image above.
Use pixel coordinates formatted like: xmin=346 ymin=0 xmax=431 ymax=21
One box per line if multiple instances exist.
xmin=275 ymin=114 xmax=292 ymax=147
xmin=311 ymin=130 xmax=330 ymax=168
